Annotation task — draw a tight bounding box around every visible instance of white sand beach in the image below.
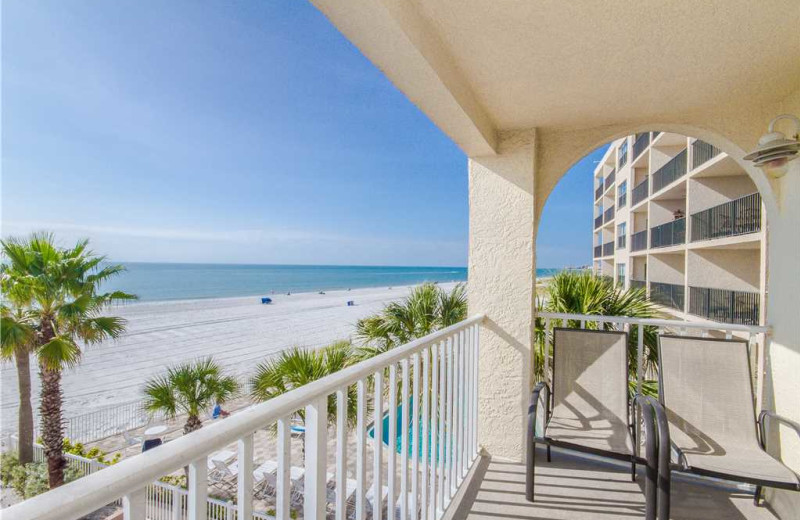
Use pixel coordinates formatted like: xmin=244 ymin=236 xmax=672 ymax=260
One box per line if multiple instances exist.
xmin=0 ymin=283 xmax=459 ymax=433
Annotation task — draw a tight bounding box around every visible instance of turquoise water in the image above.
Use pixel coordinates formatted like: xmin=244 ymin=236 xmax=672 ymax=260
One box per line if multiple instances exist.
xmin=368 ymin=402 xmax=435 ymax=460
xmin=101 ymin=262 xmax=564 ymax=301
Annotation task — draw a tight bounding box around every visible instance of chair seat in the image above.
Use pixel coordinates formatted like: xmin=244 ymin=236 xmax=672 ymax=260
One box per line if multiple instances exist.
xmin=545 ymin=408 xmax=633 ymax=456
xmin=679 ymin=444 xmax=800 ymax=489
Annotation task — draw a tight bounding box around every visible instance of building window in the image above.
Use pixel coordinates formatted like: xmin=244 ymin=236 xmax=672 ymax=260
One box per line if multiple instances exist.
xmin=618 ymin=140 xmax=628 ymax=168
xmin=618 ymin=180 xmax=627 ymax=207
xmin=616 ymin=263 xmax=626 ymax=287
xmin=617 ymin=222 xmax=627 ymax=249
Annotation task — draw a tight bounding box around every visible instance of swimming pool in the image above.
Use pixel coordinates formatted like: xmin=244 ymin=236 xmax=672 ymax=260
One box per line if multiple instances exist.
xmin=367 ymin=401 xmax=441 ymax=459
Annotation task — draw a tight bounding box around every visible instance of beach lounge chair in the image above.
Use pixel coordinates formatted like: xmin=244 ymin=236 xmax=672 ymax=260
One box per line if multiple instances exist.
xmin=525 ymin=328 xmax=658 ymax=517
xmin=122 ymin=429 xmax=143 ymax=454
xmin=253 ymin=460 xmax=279 ymax=498
xmin=652 ymin=335 xmax=800 ymax=517
xmin=210 ymin=459 xmax=237 ymax=494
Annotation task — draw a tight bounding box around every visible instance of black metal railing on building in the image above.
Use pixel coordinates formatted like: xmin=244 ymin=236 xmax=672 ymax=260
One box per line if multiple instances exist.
xmin=604 ymin=171 xmax=615 ymax=192
xmin=651 ymin=282 xmax=685 ymax=311
xmin=631 ymin=230 xmax=648 ymax=252
xmin=593 ymin=245 xmax=602 ymax=258
xmin=650 ymin=218 xmax=685 ymax=248
xmin=604 ymin=205 xmax=615 ymax=223
xmin=618 ymin=190 xmax=627 ymax=208
xmin=594 ymin=214 xmax=603 ymax=229
xmin=602 ymin=241 xmax=614 ymax=257
xmin=691 ymin=139 xmax=722 ymax=170
xmin=689 ymin=286 xmax=760 ymax=325
xmin=633 ymin=133 xmax=650 ymax=159
xmin=690 ymin=192 xmax=761 ymax=242
xmin=595 ymin=184 xmax=603 ymax=200
xmin=632 ymin=177 xmax=649 ymax=206
xmin=652 ymin=149 xmax=687 ymax=193
xmin=617 ymin=233 xmax=626 ymax=249
xmin=630 ymin=279 xmax=646 ymax=291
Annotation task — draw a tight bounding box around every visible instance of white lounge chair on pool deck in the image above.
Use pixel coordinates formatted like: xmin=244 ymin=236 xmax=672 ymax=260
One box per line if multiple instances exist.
xmin=121 ymin=429 xmax=143 ymax=454
xmin=650 ymin=335 xmax=800 ymax=518
xmin=210 ymin=459 xmax=237 ymax=494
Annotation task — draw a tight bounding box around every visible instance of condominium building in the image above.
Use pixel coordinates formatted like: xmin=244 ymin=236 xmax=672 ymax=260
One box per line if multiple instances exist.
xmin=592 ymin=132 xmax=766 ymax=326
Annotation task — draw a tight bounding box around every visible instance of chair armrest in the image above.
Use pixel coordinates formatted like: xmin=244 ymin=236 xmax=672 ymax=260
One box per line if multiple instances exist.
xmin=528 ymin=382 xmax=551 ymax=441
xmin=758 ymin=410 xmax=800 ymax=451
xmin=634 ymin=395 xmax=671 ymax=520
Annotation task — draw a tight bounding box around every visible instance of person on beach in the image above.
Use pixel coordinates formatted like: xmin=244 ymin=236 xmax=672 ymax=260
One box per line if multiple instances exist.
xmin=212 ymin=403 xmax=230 ymax=419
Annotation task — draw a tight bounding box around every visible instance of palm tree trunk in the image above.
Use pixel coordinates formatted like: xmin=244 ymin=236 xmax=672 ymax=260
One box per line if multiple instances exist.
xmin=14 ymin=348 xmax=34 ymax=464
xmin=39 ymin=360 xmax=65 ymax=488
xmin=183 ymin=416 xmax=203 ymax=483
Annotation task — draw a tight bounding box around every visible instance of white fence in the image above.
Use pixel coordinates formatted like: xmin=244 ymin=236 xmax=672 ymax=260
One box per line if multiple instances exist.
xmin=6 ymin=315 xmax=484 ymax=520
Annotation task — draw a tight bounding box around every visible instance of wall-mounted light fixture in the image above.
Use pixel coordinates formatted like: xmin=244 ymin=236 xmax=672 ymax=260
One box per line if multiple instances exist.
xmin=743 ymin=114 xmax=800 ymax=178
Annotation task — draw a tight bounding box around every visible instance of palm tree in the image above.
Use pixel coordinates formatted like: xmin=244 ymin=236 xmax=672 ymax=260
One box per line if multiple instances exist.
xmin=536 ymin=270 xmax=659 ymax=394
xmin=1 ymin=233 xmax=135 ymax=488
xmin=355 ymin=282 xmax=467 ymax=360
xmin=251 ymin=341 xmax=359 ymax=428
xmin=143 ymin=357 xmax=240 ymax=435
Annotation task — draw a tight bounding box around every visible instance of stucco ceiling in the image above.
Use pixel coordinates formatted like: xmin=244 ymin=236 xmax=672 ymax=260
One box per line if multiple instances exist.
xmin=311 ymin=0 xmax=800 ymax=154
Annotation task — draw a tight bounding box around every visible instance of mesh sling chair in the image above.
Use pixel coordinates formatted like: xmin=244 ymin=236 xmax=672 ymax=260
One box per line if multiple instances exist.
xmin=652 ymin=335 xmax=800 ymax=519
xmin=525 ymin=328 xmax=660 ymax=519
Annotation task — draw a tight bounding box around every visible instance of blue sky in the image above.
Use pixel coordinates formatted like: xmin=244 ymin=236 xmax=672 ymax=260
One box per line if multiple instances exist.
xmin=2 ymin=1 xmax=605 ymax=268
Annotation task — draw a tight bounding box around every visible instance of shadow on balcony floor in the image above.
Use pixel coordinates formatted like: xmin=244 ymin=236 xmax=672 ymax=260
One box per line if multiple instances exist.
xmin=453 ymin=446 xmax=779 ymax=520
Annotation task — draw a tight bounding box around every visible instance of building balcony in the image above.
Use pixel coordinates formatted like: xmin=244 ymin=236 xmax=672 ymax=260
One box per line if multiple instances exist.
xmin=595 ymin=184 xmax=603 ymax=200
xmin=593 ymin=244 xmax=602 ymax=258
xmin=650 ymin=217 xmax=686 ymax=248
xmin=632 ymin=176 xmax=649 ymax=206
xmin=603 ymin=170 xmax=615 ymax=192
xmin=690 ymin=192 xmax=762 ymax=243
xmin=691 ymin=139 xmax=722 ymax=170
xmin=633 ymin=132 xmax=650 ymax=159
xmin=650 ymin=281 xmax=686 ymax=311
xmin=603 ymin=205 xmax=615 ymax=223
xmin=594 ymin=214 xmax=603 ymax=229
xmin=631 ymin=229 xmax=648 ymax=252
xmin=602 ymin=241 xmax=614 ymax=257
xmin=652 ymin=149 xmax=687 ymax=193
xmin=689 ymin=286 xmax=761 ymax=325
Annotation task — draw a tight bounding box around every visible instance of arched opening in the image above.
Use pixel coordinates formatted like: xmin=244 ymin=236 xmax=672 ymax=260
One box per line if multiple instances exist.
xmin=537 ymin=130 xmax=769 ymax=327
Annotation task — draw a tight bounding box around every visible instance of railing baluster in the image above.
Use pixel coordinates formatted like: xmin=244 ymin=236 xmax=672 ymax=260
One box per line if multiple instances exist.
xmin=411 ymin=353 xmax=421 ymax=519
xmin=356 ymin=380 xmax=367 ymax=520
xmin=305 ymin=395 xmax=329 ymax=520
xmin=336 ymin=387 xmax=348 ymax=520
xmin=458 ymin=329 xmax=467 ymax=478
xmin=237 ymin=434 xmax=254 ymax=520
xmin=453 ymin=332 xmax=461 ymax=486
xmin=543 ymin=318 xmax=551 ymax=386
xmin=446 ymin=335 xmax=455 ymax=500
xmin=122 ymin=487 xmax=146 ymax=520
xmin=429 ymin=343 xmax=439 ymax=520
xmin=277 ymin=416 xmax=291 ymax=520
xmin=421 ymin=347 xmax=431 ymax=520
xmin=473 ymin=323 xmax=479 ymax=458
xmin=388 ymin=364 xmax=398 ymax=514
xmin=400 ymin=358 xmax=410 ymax=520
xmin=188 ymin=457 xmax=208 ymax=520
xmin=373 ymin=372 xmax=384 ymax=520
xmin=437 ymin=341 xmax=446 ymax=516
xmin=171 ymin=487 xmax=181 ymax=520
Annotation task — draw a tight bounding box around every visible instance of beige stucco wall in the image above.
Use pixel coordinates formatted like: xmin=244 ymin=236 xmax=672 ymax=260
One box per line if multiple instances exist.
xmin=468 ymin=130 xmax=536 ymax=461
xmin=686 ymin=249 xmax=761 ymax=292
xmin=688 ymin=175 xmax=758 ymax=214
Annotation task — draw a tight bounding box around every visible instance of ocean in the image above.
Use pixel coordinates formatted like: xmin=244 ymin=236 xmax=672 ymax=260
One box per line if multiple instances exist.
xmin=102 ymin=263 xmax=564 ymax=301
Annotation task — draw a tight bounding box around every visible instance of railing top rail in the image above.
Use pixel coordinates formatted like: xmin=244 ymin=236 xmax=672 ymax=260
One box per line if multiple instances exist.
xmin=536 ymin=311 xmax=768 ymax=334
xmin=9 ymin=314 xmax=485 ymax=520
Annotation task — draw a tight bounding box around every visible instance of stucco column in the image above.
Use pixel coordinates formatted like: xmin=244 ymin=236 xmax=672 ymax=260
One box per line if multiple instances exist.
xmin=764 ymin=157 xmax=800 ymax=517
xmin=468 ymin=130 xmax=536 ymax=461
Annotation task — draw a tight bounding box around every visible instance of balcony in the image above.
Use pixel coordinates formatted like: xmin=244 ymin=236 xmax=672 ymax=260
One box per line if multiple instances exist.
xmin=689 ymin=286 xmax=761 ymax=325
xmin=690 ymin=192 xmax=762 ymax=242
xmin=631 ymin=230 xmax=648 ymax=251
xmin=651 ymin=149 xmax=687 ymax=193
xmin=633 ymin=132 xmax=650 ymax=159
xmin=593 ymin=244 xmax=602 ymax=258
xmin=650 ymin=217 xmax=685 ymax=248
xmin=602 ymin=241 xmax=614 ymax=257
xmin=594 ymin=183 xmax=603 ymax=200
xmin=630 ymin=279 xmax=646 ymax=290
xmin=631 ymin=176 xmax=649 ymax=206
xmin=603 ymin=169 xmax=616 ymax=191
xmin=617 ymin=232 xmax=626 ymax=249
xmin=594 ymin=214 xmax=603 ymax=229
xmin=603 ymin=204 xmax=615 ymax=223
xmin=650 ymin=281 xmax=685 ymax=310
xmin=691 ymin=139 xmax=722 ymax=170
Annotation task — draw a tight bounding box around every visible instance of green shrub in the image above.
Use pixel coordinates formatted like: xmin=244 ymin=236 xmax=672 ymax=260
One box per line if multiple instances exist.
xmin=0 ymin=452 xmax=21 ymax=487
xmin=3 ymin=460 xmax=80 ymax=499
xmin=62 ymin=438 xmax=121 ymax=465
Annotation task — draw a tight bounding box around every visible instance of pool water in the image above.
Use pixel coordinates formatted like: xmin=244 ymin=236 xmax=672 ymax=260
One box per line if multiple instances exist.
xmin=367 ymin=401 xmax=442 ymax=460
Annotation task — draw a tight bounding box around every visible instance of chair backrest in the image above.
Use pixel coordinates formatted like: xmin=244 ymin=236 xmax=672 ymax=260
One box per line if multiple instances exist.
xmin=658 ymin=335 xmax=758 ymax=453
xmin=213 ymin=459 xmax=232 ymax=476
xmin=552 ymin=328 xmax=629 ymax=425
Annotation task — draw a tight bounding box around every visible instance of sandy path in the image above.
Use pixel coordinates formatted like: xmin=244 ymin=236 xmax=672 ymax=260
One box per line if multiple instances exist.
xmin=0 ymin=283 xmax=458 ymax=433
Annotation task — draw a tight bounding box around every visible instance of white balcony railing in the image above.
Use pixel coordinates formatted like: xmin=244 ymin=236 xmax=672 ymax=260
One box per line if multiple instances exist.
xmin=7 ymin=315 xmax=484 ymax=520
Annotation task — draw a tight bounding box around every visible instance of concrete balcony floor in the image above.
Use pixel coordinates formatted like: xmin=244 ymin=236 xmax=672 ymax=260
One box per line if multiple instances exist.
xmin=453 ymin=446 xmax=779 ymax=520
